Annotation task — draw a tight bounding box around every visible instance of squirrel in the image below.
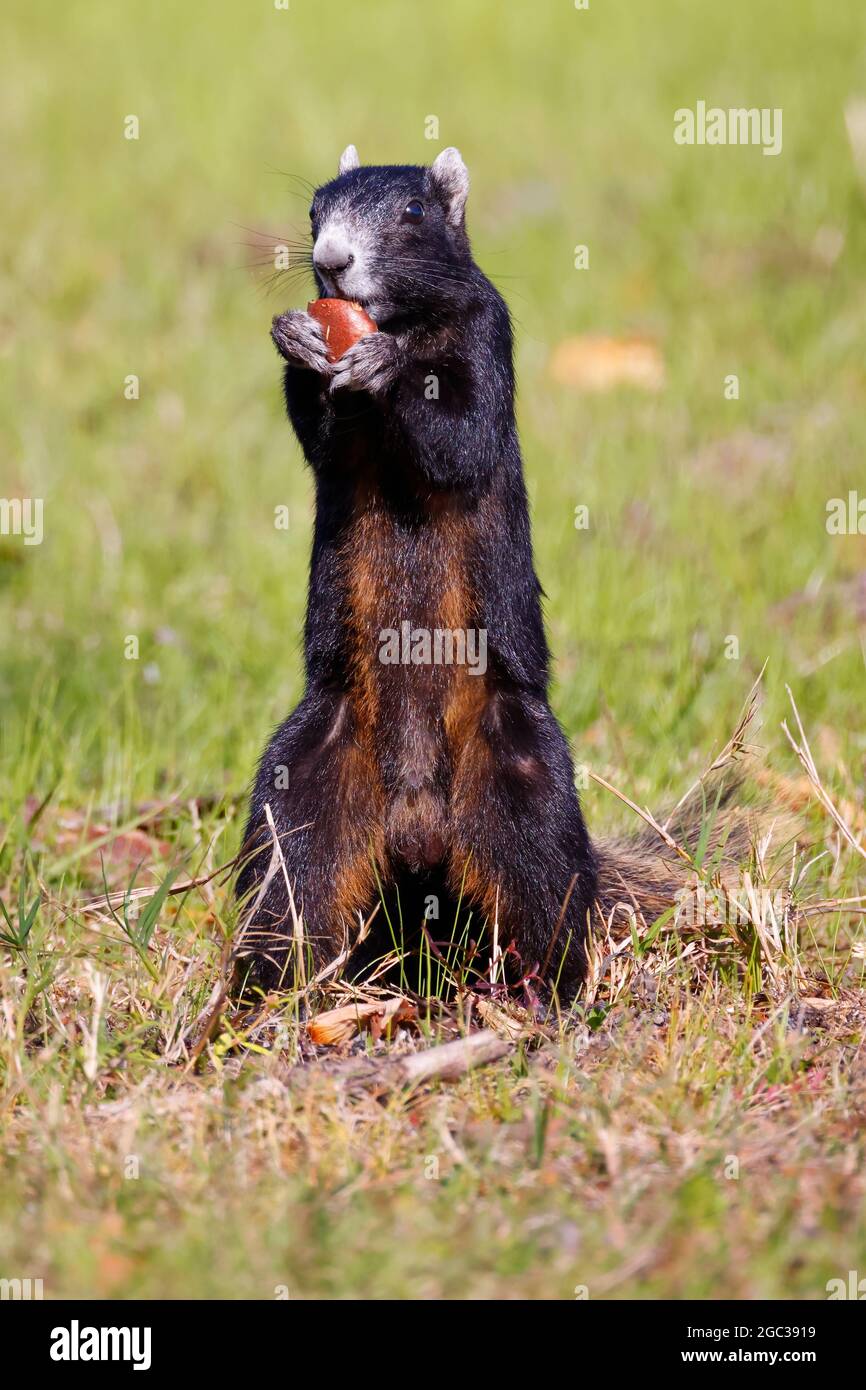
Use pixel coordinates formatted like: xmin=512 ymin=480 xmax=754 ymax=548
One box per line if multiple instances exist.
xmin=236 ymin=145 xmax=754 ymax=1001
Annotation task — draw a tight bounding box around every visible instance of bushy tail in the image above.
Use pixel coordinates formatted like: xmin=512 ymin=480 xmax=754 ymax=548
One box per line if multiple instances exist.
xmin=591 ymin=766 xmax=788 ymax=932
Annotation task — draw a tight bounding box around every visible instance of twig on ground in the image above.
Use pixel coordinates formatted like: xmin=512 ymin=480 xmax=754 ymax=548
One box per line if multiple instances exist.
xmin=282 ymin=1029 xmax=513 ymax=1094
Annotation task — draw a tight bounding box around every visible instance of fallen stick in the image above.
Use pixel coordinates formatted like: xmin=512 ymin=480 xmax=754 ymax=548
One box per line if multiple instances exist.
xmin=282 ymin=1028 xmax=514 ymax=1094
xmin=395 ymin=1030 xmax=513 ymax=1085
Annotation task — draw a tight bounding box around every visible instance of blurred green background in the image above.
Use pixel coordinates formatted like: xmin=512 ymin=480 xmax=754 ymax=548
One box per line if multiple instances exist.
xmin=2 ymin=0 xmax=866 ymax=1305
xmin=2 ymin=0 xmax=865 ymax=837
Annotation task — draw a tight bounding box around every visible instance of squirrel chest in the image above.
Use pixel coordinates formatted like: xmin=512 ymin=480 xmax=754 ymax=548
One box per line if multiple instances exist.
xmin=338 ymin=486 xmax=488 ymax=871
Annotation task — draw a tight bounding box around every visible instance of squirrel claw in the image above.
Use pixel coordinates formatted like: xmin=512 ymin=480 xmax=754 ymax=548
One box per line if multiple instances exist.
xmin=271 ymin=311 xmax=331 ymax=375
xmin=329 ymin=333 xmax=398 ymax=396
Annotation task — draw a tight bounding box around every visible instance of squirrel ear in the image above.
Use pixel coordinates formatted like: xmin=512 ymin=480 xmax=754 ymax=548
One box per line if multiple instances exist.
xmin=430 ymin=147 xmax=469 ymax=227
xmin=338 ymin=144 xmax=360 ymax=175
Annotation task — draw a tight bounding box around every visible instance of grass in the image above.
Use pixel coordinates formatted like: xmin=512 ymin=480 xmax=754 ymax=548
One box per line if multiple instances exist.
xmin=1 ymin=0 xmax=866 ymax=1299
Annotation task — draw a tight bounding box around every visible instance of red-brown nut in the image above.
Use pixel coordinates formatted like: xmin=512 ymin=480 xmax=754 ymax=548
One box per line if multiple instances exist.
xmin=307 ymin=298 xmax=378 ymax=362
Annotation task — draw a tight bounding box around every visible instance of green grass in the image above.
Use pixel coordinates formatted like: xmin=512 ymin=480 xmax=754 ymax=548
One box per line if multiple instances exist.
xmin=1 ymin=0 xmax=866 ymax=1299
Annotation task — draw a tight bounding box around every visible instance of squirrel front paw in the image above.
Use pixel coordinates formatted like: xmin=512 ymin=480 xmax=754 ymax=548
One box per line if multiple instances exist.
xmin=329 ymin=333 xmax=400 ymax=396
xmin=271 ymin=311 xmax=332 ymax=375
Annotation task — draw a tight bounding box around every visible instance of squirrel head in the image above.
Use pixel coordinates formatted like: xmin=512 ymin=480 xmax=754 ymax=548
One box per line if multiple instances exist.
xmin=308 ymin=147 xmax=475 ymax=326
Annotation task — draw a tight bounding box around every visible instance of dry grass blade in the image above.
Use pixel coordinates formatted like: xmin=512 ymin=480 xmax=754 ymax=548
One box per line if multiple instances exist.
xmin=307 ymin=901 xmax=380 ymax=989
xmin=782 ymin=685 xmax=866 ymax=865
xmin=263 ymin=803 xmax=306 ymax=987
xmin=588 ymin=769 xmax=694 ymax=866
xmin=801 ymin=894 xmax=866 ymax=917
xmin=662 ymin=663 xmax=765 ymax=831
xmin=78 ymin=856 xmax=238 ymax=915
xmin=183 ymin=977 xmax=231 ymax=1069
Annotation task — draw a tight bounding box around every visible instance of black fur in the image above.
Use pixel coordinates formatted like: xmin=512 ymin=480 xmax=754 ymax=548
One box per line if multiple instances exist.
xmin=237 ymin=155 xmax=597 ymax=999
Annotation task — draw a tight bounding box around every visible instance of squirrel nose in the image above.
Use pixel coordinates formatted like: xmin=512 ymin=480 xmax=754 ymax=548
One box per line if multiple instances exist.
xmin=314 ymin=244 xmax=355 ymax=276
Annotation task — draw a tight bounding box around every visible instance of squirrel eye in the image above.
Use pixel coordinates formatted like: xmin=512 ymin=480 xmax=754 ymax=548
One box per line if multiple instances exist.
xmin=403 ymin=199 xmax=425 ymax=224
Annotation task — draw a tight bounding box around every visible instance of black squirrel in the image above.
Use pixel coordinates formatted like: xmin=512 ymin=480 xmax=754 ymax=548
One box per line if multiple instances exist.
xmin=237 ymin=146 xmax=750 ymax=999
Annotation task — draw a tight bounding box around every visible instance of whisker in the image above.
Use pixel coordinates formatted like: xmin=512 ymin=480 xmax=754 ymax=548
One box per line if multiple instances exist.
xmin=230 ymin=220 xmax=308 ymax=243
xmin=241 ymin=249 xmax=313 ymax=264
xmin=253 ymin=266 xmax=316 ymax=300
xmin=265 ymin=166 xmax=317 ymax=197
